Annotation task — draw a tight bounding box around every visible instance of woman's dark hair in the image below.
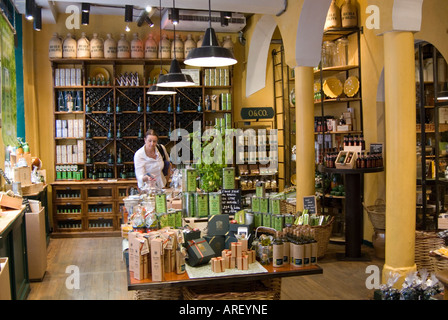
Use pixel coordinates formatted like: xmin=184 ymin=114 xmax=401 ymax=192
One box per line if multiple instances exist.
xmin=144 ymin=129 xmax=158 ymax=139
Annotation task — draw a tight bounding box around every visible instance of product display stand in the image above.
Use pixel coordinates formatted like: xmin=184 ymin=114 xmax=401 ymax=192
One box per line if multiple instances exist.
xmin=325 ymin=167 xmax=384 ymax=261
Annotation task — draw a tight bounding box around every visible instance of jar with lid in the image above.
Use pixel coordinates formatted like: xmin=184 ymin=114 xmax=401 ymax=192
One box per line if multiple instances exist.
xmin=335 ymin=38 xmax=348 ymax=66
xmin=322 ymin=41 xmax=336 ymax=68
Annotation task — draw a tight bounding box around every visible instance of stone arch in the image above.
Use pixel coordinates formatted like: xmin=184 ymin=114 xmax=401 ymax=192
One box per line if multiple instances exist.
xmin=245 ymin=15 xmax=278 ymax=97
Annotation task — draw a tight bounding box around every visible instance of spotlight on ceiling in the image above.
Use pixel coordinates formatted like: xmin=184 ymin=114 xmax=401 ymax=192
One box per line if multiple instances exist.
xmin=33 ymin=6 xmax=42 ymax=31
xmin=25 ymin=0 xmax=35 ymax=20
xmin=82 ymin=11 xmax=89 ymax=25
xmin=82 ymin=3 xmax=90 ymax=13
xmin=170 ymin=8 xmax=179 ymax=25
xmin=145 ymin=16 xmax=155 ymax=27
xmin=125 ymin=5 xmax=133 ymax=23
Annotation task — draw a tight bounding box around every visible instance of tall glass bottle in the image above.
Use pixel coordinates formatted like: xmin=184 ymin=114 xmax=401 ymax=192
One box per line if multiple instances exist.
xmin=116 ymin=123 xmax=122 ymax=139
xmin=272 ymin=232 xmax=284 ymax=268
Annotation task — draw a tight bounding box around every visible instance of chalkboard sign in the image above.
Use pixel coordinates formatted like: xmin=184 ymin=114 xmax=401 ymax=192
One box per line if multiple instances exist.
xmin=370 ymin=143 xmax=383 ymax=154
xmin=303 ymin=195 xmax=317 ymax=214
xmin=221 ymin=189 xmax=242 ymax=215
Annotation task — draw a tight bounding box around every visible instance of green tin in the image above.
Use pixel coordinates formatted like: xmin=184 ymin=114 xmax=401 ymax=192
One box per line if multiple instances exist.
xmin=254 ymin=212 xmax=263 ymax=228
xmin=272 ymin=214 xmax=284 ymax=231
xmin=155 ymin=192 xmax=167 ymax=214
xmin=195 ymin=192 xmax=209 ymax=218
xmin=262 ymin=213 xmax=272 ymax=228
xmin=260 ymin=197 xmax=269 ymax=214
xmin=208 ymin=192 xmax=222 ymax=216
xmin=251 ymin=196 xmax=260 ymax=213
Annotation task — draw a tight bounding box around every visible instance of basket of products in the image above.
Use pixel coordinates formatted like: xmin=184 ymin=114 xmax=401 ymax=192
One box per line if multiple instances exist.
xmin=363 ymin=199 xmax=386 ymax=230
xmin=291 ymin=215 xmax=335 ymax=258
xmin=280 ymin=199 xmax=297 ymax=215
xmin=415 ymin=231 xmax=448 ymax=273
xmin=133 ymin=287 xmax=183 ymax=300
xmin=182 ymin=279 xmax=281 ymax=300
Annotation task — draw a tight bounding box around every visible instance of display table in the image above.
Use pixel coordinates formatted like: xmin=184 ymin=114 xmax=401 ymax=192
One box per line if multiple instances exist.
xmin=0 ymin=206 xmax=30 ymax=300
xmin=127 ymin=261 xmax=322 ymax=300
xmin=324 ymin=167 xmax=384 ymax=260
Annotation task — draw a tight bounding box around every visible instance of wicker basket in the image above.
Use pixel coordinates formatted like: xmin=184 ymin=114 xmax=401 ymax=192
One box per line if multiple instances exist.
xmin=290 ymin=217 xmax=335 ymax=258
xmin=182 ymin=279 xmax=281 ymax=300
xmin=363 ymin=199 xmax=386 ymax=230
xmin=133 ymin=287 xmax=182 ymax=300
xmin=415 ymin=231 xmax=448 ymax=273
xmin=280 ymin=200 xmax=297 ymax=215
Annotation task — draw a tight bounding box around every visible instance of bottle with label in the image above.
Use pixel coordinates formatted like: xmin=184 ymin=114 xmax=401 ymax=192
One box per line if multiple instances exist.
xmin=167 ymin=99 xmax=173 ymax=114
xmin=137 ymin=97 xmax=143 ymax=113
xmin=107 ymin=123 xmax=113 ymax=140
xmin=281 ymin=231 xmax=290 ymax=265
xmin=116 ymin=123 xmax=122 ymax=139
xmin=121 ymin=165 xmax=127 ymax=179
xmin=138 ymin=122 xmax=143 ymax=139
xmin=58 ymin=91 xmax=65 ymax=111
xmin=341 ymin=0 xmax=358 ymax=28
xmin=184 ymin=34 xmax=196 ymax=58
xmin=117 ymin=34 xmax=130 ymax=59
xmin=144 ymin=33 xmax=158 ymax=59
xmin=197 ymin=97 xmax=203 ymax=112
xmin=63 ymin=33 xmax=77 ymax=58
xmin=131 ymin=33 xmax=144 ymax=59
xmin=116 ymin=97 xmax=121 ymax=113
xmin=107 ymin=97 xmax=112 ymax=114
xmin=92 ymin=165 xmax=97 ymax=180
xmin=168 ymin=122 xmax=173 ymax=137
xmin=85 ymin=97 xmax=91 ymax=113
xmin=159 ymin=34 xmax=171 ymax=59
xmin=176 ymin=97 xmax=182 ymax=113
xmin=75 ymin=91 xmax=82 ymax=111
xmin=77 ymin=32 xmax=90 ymax=58
xmin=272 ymin=232 xmax=284 ymax=268
xmin=90 ymin=33 xmax=104 ymax=58
xmin=117 ymin=148 xmax=122 ymax=164
xmin=86 ymin=148 xmax=92 ymax=164
xmin=324 ymin=0 xmax=341 ymax=31
xmin=108 ymin=151 xmax=114 ymax=165
xmin=104 ymin=34 xmax=117 ymax=59
xmin=66 ymin=92 xmax=74 ymax=112
xmin=86 ymin=121 xmax=91 ymax=139
xmin=49 ymin=33 xmax=63 ymax=58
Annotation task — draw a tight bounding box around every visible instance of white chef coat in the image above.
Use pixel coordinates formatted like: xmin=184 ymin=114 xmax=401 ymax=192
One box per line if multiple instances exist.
xmin=134 ymin=144 xmax=168 ymax=189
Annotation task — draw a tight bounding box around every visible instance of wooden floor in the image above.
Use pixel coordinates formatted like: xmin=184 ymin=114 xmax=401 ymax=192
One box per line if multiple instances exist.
xmin=27 ymin=237 xmax=384 ymax=300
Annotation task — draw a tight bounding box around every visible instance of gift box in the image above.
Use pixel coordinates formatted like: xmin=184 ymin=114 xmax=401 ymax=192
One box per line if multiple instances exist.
xmin=204 ymin=235 xmax=225 ymax=257
xmin=186 ymin=238 xmax=215 ymax=267
xmin=182 ymin=228 xmax=201 ymax=247
xmin=207 ymin=214 xmax=229 ymax=236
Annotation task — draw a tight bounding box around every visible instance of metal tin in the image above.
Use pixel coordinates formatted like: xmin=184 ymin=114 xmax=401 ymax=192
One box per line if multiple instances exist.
xmin=254 ymin=212 xmax=263 ymax=228
xmin=259 ymin=197 xmax=269 ymax=214
xmin=272 ymin=214 xmax=284 ymax=231
xmin=155 ymin=192 xmax=167 ymax=213
xmin=262 ymin=213 xmax=271 ymax=228
xmin=284 ymin=214 xmax=295 ymax=226
xmin=208 ymin=192 xmax=222 ymax=216
xmin=255 ymin=181 xmax=266 ymax=198
xmin=222 ymin=167 xmax=235 ymax=189
xmin=270 ymin=198 xmax=281 ymax=215
xmin=251 ymin=196 xmax=261 ymax=213
xmin=195 ymin=192 xmax=209 ymax=218
xmin=182 ymin=192 xmax=195 ymax=217
xmin=182 ymin=168 xmax=197 ymax=192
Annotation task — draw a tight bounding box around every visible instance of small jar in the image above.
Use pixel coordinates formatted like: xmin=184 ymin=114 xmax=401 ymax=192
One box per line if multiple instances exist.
xmin=335 ymin=38 xmax=348 ymax=66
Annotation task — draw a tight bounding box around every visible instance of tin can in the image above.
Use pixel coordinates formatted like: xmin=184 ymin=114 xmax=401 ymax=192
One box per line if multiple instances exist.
xmin=270 ymin=198 xmax=281 ymax=215
xmin=182 ymin=192 xmax=195 ymax=217
xmin=222 ymin=167 xmax=235 ymax=189
xmin=284 ymin=214 xmax=295 ymax=226
xmin=208 ymin=192 xmax=222 ymax=216
xmin=251 ymin=196 xmax=260 ymax=213
xmin=195 ymin=192 xmax=209 ymax=218
xmin=272 ymin=214 xmax=284 ymax=231
xmin=182 ymin=169 xmax=197 ymax=192
xmin=254 ymin=212 xmax=263 ymax=228
xmin=259 ymin=197 xmax=269 ymax=214
xmin=155 ymin=192 xmax=167 ymax=213
xmin=255 ymin=181 xmax=266 ymax=198
xmin=262 ymin=213 xmax=271 ymax=228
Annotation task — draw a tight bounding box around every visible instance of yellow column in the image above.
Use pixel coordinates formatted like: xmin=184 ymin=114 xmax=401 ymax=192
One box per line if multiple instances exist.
xmin=295 ymin=66 xmax=315 ymax=210
xmin=382 ymin=31 xmax=417 ymax=285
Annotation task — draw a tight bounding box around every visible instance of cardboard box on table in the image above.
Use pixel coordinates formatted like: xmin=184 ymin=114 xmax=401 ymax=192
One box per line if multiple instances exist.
xmin=0 ymin=193 xmax=23 ymax=210
xmin=25 ymin=206 xmax=47 ymax=280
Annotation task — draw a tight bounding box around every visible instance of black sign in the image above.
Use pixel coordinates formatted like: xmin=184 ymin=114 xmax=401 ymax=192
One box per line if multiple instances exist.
xmin=221 ymin=189 xmax=242 ymax=215
xmin=370 ymin=143 xmax=383 ymax=154
xmin=240 ymin=107 xmax=275 ymax=120
xmin=303 ymin=196 xmax=317 ymax=214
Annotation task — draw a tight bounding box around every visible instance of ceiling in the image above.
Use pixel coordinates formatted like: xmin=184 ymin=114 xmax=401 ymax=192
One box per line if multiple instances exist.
xmin=12 ymin=0 xmax=287 ymax=24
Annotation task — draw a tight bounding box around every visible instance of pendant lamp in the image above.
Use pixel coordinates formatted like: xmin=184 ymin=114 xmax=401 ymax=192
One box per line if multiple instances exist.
xmin=184 ymin=0 xmax=237 ymax=67
xmin=157 ymin=0 xmax=195 ymax=87
xmin=147 ymin=0 xmax=177 ymax=95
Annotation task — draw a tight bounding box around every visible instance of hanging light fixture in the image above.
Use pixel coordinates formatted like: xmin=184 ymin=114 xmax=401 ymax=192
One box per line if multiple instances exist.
xmin=125 ymin=5 xmax=133 ymax=22
xmin=184 ymin=0 xmax=237 ymax=67
xmin=81 ymin=3 xmax=90 ymax=13
xmin=82 ymin=10 xmax=90 ymax=25
xmin=156 ymin=0 xmax=195 ymax=87
xmin=148 ymin=0 xmax=177 ymax=95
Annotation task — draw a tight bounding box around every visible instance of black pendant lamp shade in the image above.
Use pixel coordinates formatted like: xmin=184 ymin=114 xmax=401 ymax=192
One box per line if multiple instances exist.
xmin=33 ymin=6 xmax=42 ymax=31
xmin=184 ymin=27 xmax=237 ymax=67
xmin=157 ymin=58 xmax=195 ymax=87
